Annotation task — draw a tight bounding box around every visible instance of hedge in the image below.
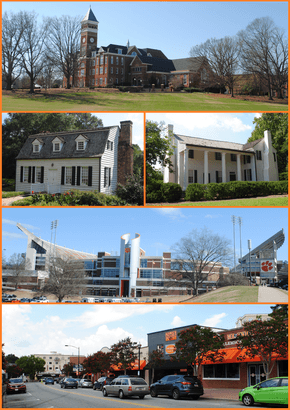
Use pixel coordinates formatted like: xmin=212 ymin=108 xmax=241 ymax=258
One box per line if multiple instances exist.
xmin=146 ymin=180 xmax=182 ymax=203
xmin=185 ymin=181 xmax=288 ymax=202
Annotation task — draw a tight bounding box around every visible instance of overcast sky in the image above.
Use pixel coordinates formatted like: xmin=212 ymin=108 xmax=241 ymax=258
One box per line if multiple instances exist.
xmin=2 ymin=2 xmax=288 ymax=60
xmin=3 ymin=207 xmax=288 ymax=262
xmin=2 ymin=304 xmax=274 ymax=357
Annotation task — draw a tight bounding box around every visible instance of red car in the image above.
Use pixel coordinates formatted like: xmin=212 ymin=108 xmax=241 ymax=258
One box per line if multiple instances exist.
xmin=7 ymin=378 xmax=27 ymax=394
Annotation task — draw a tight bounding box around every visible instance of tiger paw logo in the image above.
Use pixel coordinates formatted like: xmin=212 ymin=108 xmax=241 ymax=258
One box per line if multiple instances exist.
xmin=261 ymin=261 xmax=273 ymax=272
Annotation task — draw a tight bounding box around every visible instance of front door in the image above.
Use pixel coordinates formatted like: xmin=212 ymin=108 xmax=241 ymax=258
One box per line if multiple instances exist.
xmin=248 ymin=364 xmax=267 ymax=386
xmin=48 ymin=169 xmax=58 ymax=193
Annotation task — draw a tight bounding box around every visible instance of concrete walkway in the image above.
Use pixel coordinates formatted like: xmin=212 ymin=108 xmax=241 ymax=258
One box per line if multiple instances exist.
xmin=258 ymin=286 xmax=288 ymax=303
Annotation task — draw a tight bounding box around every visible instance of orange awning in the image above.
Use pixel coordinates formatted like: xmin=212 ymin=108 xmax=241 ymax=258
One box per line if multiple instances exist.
xmin=202 ymin=348 xmax=287 ymax=365
xmin=111 ymin=360 xmax=146 ymax=371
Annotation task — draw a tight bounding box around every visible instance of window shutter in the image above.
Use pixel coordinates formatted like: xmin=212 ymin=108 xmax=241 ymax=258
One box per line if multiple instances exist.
xmin=88 ymin=166 xmax=93 ymax=186
xmin=72 ymin=167 xmax=76 ymax=186
xmin=109 ymin=168 xmax=111 ymax=186
xmin=20 ymin=166 xmax=23 ymax=182
xmin=77 ymin=166 xmax=81 ymax=185
xmin=194 ymin=170 xmax=197 ymax=183
xmin=61 ymin=167 xmax=65 ymax=185
xmin=41 ymin=167 xmax=44 ymax=183
xmin=216 ymin=171 xmax=219 ymax=183
xmin=28 ymin=166 xmax=32 ymax=183
xmin=32 ymin=167 xmax=35 ymax=183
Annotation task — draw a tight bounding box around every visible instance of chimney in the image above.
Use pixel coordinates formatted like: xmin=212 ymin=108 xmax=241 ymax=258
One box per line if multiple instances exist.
xmin=117 ymin=121 xmax=134 ymax=185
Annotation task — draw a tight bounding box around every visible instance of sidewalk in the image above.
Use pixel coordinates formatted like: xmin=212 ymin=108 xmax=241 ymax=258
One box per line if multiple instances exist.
xmin=203 ymin=388 xmax=240 ymax=401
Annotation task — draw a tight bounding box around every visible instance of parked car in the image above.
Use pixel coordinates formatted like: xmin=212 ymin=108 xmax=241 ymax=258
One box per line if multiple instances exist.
xmin=7 ymin=378 xmax=27 ymax=394
xmin=239 ymin=377 xmax=288 ymax=406
xmin=103 ymin=376 xmax=149 ymax=399
xmin=45 ymin=377 xmax=54 ymax=385
xmin=79 ymin=379 xmax=93 ymax=388
xmin=93 ymin=376 xmax=114 ymax=390
xmin=60 ymin=378 xmax=78 ymax=389
xmin=150 ymin=375 xmax=204 ymax=400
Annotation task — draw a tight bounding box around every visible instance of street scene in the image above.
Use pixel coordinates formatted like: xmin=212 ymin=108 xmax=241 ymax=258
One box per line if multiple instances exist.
xmin=2 ymin=304 xmax=288 ymax=408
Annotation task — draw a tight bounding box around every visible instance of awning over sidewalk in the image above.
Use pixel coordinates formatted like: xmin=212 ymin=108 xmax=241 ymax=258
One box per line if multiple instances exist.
xmin=202 ymin=348 xmax=287 ymax=364
xmin=111 ymin=360 xmax=147 ymax=371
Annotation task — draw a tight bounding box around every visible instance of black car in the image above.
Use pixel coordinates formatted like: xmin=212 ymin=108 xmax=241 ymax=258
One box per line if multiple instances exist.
xmin=150 ymin=375 xmax=204 ymax=400
xmin=93 ymin=376 xmax=115 ymax=390
xmin=60 ymin=378 xmax=78 ymax=389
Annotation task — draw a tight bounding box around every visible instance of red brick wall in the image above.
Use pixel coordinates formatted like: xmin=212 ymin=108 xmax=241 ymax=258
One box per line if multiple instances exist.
xmin=117 ymin=121 xmax=133 ymax=185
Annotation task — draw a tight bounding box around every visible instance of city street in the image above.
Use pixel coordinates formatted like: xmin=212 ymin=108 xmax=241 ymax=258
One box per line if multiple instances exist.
xmin=4 ymin=382 xmax=248 ymax=408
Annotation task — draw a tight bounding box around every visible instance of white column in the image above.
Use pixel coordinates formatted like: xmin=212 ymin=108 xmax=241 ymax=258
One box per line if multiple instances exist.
xmin=204 ymin=150 xmax=209 ymax=184
xmin=237 ymin=154 xmax=242 ymax=181
xmin=222 ymin=152 xmax=227 ymax=182
xmin=251 ymin=155 xmax=257 ymax=181
xmin=183 ymin=149 xmax=188 ymax=189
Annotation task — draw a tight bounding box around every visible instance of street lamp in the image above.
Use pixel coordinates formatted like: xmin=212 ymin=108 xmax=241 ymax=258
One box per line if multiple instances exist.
xmin=65 ymin=344 xmax=80 ymax=377
xmin=137 ymin=344 xmax=141 ymax=376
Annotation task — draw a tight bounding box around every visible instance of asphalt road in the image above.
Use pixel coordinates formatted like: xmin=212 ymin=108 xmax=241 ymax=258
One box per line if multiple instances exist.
xmin=4 ymin=382 xmax=248 ymax=408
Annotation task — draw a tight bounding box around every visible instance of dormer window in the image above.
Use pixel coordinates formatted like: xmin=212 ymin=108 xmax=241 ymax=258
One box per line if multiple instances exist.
xmin=52 ymin=137 xmax=63 ymax=152
xmin=118 ymin=49 xmax=122 ymax=54
xmin=131 ymin=52 xmax=137 ymax=56
xmin=32 ymin=139 xmax=42 ymax=153
xmin=54 ymin=143 xmax=60 ymax=151
xmin=75 ymin=134 xmax=88 ymax=151
xmin=78 ymin=141 xmax=84 ymax=150
xmin=34 ymin=144 xmax=40 ymax=153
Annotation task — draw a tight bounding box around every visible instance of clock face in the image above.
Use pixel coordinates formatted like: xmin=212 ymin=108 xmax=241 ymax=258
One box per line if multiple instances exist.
xmin=90 ymin=37 xmax=94 ymax=43
xmin=82 ymin=37 xmax=86 ymax=43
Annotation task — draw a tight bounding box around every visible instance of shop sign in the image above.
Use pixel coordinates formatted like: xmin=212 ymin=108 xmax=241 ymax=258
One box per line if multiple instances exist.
xmin=165 ymin=330 xmax=177 ymax=341
xmin=165 ymin=344 xmax=176 ymax=355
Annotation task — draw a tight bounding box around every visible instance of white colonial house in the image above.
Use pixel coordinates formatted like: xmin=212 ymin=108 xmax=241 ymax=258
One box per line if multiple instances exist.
xmin=163 ymin=124 xmax=279 ymax=189
xmin=15 ymin=121 xmax=133 ymax=194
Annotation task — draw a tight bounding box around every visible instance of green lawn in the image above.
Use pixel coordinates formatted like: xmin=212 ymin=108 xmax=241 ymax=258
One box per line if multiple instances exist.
xmin=148 ymin=196 xmax=288 ymax=207
xmin=183 ymin=286 xmax=259 ymax=303
xmin=2 ymin=91 xmax=288 ymax=111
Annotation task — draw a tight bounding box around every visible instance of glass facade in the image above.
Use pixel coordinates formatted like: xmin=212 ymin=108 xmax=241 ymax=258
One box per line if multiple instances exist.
xmin=204 ymin=363 xmax=240 ymax=379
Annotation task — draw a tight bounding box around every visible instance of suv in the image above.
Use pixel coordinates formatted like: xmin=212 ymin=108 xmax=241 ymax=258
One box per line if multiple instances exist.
xmin=150 ymin=375 xmax=204 ymax=400
xmin=93 ymin=376 xmax=114 ymax=390
xmin=103 ymin=376 xmax=149 ymax=399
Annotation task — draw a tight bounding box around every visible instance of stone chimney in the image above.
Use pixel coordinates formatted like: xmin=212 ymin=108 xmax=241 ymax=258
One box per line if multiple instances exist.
xmin=117 ymin=121 xmax=134 ymax=185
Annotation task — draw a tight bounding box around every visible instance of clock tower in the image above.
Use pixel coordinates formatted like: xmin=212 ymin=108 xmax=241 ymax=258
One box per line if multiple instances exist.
xmin=80 ymin=7 xmax=98 ymax=57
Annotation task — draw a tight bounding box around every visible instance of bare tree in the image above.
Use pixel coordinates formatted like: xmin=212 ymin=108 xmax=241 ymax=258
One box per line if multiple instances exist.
xmin=217 ymin=272 xmax=250 ymax=287
xmin=42 ymin=257 xmax=85 ymax=302
xmin=20 ymin=11 xmax=47 ymax=93
xmin=238 ymin=17 xmax=288 ymax=100
xmin=44 ymin=15 xmax=81 ymax=89
xmin=2 ymin=11 xmax=28 ymax=90
xmin=190 ymin=36 xmax=241 ymax=96
xmin=6 ymin=253 xmax=31 ymax=290
xmin=170 ymin=228 xmax=232 ymax=296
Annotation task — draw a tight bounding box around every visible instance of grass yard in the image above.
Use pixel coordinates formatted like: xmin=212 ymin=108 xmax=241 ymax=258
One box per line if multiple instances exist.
xmin=2 ymin=90 xmax=288 ymax=112
xmin=147 ymin=195 xmax=288 ymax=207
xmin=183 ymin=286 xmax=259 ymax=303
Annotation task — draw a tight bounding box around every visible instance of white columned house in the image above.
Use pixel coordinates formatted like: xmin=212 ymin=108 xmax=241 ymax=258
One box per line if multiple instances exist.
xmin=163 ymin=125 xmax=279 ymax=189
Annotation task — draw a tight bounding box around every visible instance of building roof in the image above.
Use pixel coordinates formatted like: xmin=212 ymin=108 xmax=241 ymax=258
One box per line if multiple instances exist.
xmin=16 ymin=126 xmax=118 ymax=160
xmin=135 ymin=55 xmax=175 ymax=73
xmin=17 ymin=223 xmax=98 ymax=260
xmin=82 ymin=7 xmax=98 ymax=23
xmin=172 ymin=57 xmax=205 ymax=72
xmin=240 ymin=229 xmax=285 ymax=261
xmin=174 ymin=134 xmax=256 ymax=153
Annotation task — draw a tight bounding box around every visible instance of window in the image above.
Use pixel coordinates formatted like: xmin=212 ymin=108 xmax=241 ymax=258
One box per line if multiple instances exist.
xmin=66 ymin=167 xmax=72 ymax=185
xmin=105 ymin=67 xmax=107 ymax=74
xmin=121 ymin=68 xmax=123 ymax=75
xmin=96 ymin=57 xmax=99 ymax=65
xmin=23 ymin=167 xmax=29 ymax=182
xmin=77 ymin=141 xmax=84 ymax=150
xmin=91 ymin=69 xmax=95 ymax=75
xmin=118 ymin=49 xmax=122 ymax=55
xmin=111 ymin=67 xmax=113 ymax=74
xmin=204 ymin=363 xmax=239 ymax=379
xmin=105 ymin=78 xmax=107 ymax=85
xmin=215 ymin=152 xmax=222 ymax=160
xmin=115 ymin=78 xmax=118 ymax=84
xmin=95 ymin=78 xmax=98 ymax=85
xmin=111 ymin=56 xmax=114 ymax=64
xmin=188 ymin=169 xmax=193 ymax=183
xmin=36 ymin=167 xmax=42 ymax=183
xmin=81 ymin=69 xmax=84 ymax=76
xmin=244 ymin=155 xmax=251 ymax=164
xmin=100 ymin=78 xmax=103 ymax=85
xmin=131 ymin=51 xmax=137 ymax=56
xmin=256 ymin=150 xmax=262 ymax=160
xmin=183 ymin=74 xmax=187 ymax=85
xmin=91 ymin=79 xmax=94 ymax=86
xmin=33 ymin=144 xmax=39 ymax=153
xmin=100 ymin=67 xmax=103 ymax=75
xmin=244 ymin=169 xmax=252 ymax=181
xmin=229 ymin=172 xmax=236 ymax=181
xmin=231 ymin=154 xmax=237 ymax=162
xmin=91 ymin=60 xmax=95 ymax=67
xmin=188 ymin=149 xmax=194 ymax=159
xmin=104 ymin=167 xmax=111 ymax=187
xmin=121 ymin=57 xmax=124 ymax=65
xmin=171 ymin=262 xmax=180 ymax=270
xmin=81 ymin=167 xmax=88 ymax=185
xmin=116 ymin=68 xmax=119 ymax=74
xmin=100 ymin=55 xmax=104 ymax=65
xmin=105 ymin=56 xmax=107 ymax=64
xmin=116 ymin=57 xmax=119 ymax=65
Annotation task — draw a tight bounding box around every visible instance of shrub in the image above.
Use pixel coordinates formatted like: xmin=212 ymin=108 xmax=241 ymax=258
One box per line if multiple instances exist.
xmin=279 ymin=172 xmax=288 ymax=181
xmin=12 ymin=197 xmax=34 ymax=206
xmin=162 ymin=183 xmax=182 ymax=202
xmin=115 ymin=175 xmax=143 ymax=206
xmin=146 ymin=180 xmax=165 ymax=203
xmin=185 ymin=184 xmax=205 ymax=201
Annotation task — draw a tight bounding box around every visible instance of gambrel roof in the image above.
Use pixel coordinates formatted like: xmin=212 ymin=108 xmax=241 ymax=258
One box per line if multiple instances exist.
xmin=16 ymin=126 xmax=118 ymax=160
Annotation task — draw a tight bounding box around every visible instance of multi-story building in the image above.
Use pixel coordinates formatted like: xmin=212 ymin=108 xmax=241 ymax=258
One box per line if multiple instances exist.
xmin=34 ymin=352 xmax=86 ymax=375
xmin=3 ymin=225 xmax=229 ymax=297
xmin=163 ymin=125 xmax=279 ymax=190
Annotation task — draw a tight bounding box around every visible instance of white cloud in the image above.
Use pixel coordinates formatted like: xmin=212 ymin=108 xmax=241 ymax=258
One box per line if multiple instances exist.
xmin=201 ymin=313 xmax=227 ymax=327
xmin=2 ymin=231 xmax=26 ymax=240
xmin=2 ymin=219 xmax=40 ymax=231
xmin=171 ymin=316 xmax=185 ymax=327
xmin=204 ymin=214 xmax=223 ymax=219
xmin=154 ymin=208 xmax=186 ymax=220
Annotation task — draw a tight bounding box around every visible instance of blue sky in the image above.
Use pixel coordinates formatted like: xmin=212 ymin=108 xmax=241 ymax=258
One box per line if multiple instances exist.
xmin=147 ymin=113 xmax=263 ymax=144
xmin=2 ymin=304 xmax=275 ymax=356
xmin=2 ymin=2 xmax=288 ymax=60
xmin=3 ymin=208 xmax=288 ymax=263
xmin=2 ymin=113 xmax=145 ymax=149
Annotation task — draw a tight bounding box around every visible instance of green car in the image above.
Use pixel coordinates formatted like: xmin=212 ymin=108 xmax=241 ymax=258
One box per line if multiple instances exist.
xmin=239 ymin=377 xmax=288 ymax=406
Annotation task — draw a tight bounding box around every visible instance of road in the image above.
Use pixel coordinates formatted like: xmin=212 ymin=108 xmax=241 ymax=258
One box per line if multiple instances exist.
xmin=258 ymin=286 xmax=288 ymax=303
xmin=4 ymin=382 xmax=247 ymax=408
